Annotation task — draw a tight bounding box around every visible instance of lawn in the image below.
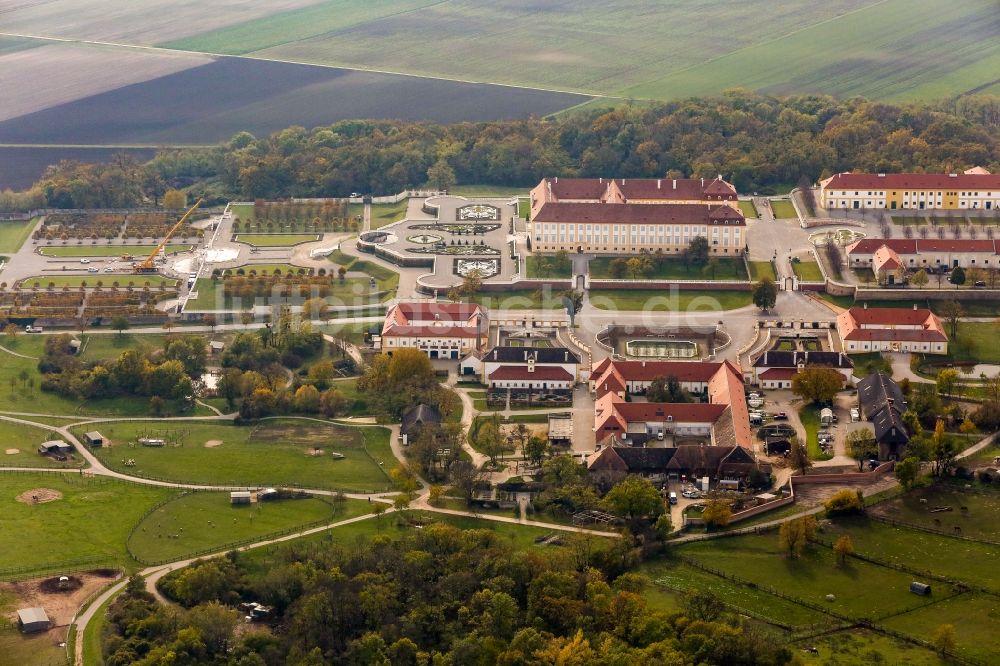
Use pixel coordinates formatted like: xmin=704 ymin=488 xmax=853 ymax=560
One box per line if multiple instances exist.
xmin=748 ymin=261 xmax=776 ymax=281
xmin=77 ymin=332 xmax=178 ymax=362
xmin=871 ymin=483 xmax=1000 ymax=543
xmin=38 ymin=244 xmax=192 ymax=257
xmin=679 ymin=532 xmax=953 ymax=620
xmin=525 ymin=254 xmax=573 ymax=278
xmin=849 ymin=351 xmax=893 ymax=378
xmin=81 ymin=420 xmax=396 ymax=493
xmin=738 ymin=200 xmax=759 ymax=218
xmin=0 ymin=419 xmax=83 ymax=468
xmin=19 ymin=274 xmax=177 ymax=289
xmin=822 ymin=516 xmax=1000 ymax=593
xmin=189 ymin=273 xmax=393 ymax=310
xmin=791 ymin=260 xmax=824 ymax=281
xmin=127 ymin=491 xmax=370 ymax=564
xmin=236 ymin=234 xmax=319 ymax=246
xmin=797 ymin=403 xmax=832 ymax=460
xmin=466 ymin=289 xmax=568 ymax=310
xmin=881 ymin=593 xmax=1000 ymax=664
xmin=347 ymin=200 xmax=409 ymax=229
xmin=952 ymin=322 xmax=1000 ymax=364
xmin=769 ymin=201 xmax=798 ymax=219
xmin=589 ymin=256 xmax=748 ymax=281
xmin=0 ymin=219 xmax=37 ymax=253
xmin=0 ymin=474 xmax=174 ymax=575
xmin=589 ymin=289 xmax=752 ymax=311
xmin=449 ymin=185 xmax=528 ymax=198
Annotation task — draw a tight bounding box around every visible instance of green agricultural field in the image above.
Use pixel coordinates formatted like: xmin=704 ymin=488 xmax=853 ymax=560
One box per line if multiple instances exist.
xmin=748 ymin=261 xmax=777 ymax=281
xmin=20 ymin=274 xmax=177 ymax=289
xmin=0 ymin=474 xmax=173 ymax=575
xmin=881 ymin=594 xmax=1000 ymax=664
xmin=822 ymin=516 xmax=1000 ymax=592
xmin=128 ymin=491 xmax=370 ymax=564
xmin=0 ymin=419 xmax=82 ymax=468
xmin=871 ymin=483 xmax=1000 ymax=543
xmin=738 ymin=201 xmax=759 ymax=218
xmin=0 ymin=219 xmax=38 ymax=253
xmin=679 ymin=532 xmax=947 ymax=620
xmin=589 ymin=257 xmax=748 ymax=281
xmin=236 ymin=234 xmax=319 ymax=246
xmin=769 ymin=201 xmax=799 ymax=219
xmin=589 ymin=289 xmax=752 ymax=311
xmin=38 ymin=244 xmax=192 ymax=257
xmin=81 ymin=420 xmax=395 ymax=493
xmin=162 ymin=0 xmax=1000 ymax=103
xmin=791 ymin=261 xmax=824 ymax=281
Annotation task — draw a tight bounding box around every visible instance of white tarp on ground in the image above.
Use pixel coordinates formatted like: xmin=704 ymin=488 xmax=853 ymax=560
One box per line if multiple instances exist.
xmin=204 ymin=248 xmax=239 ymax=263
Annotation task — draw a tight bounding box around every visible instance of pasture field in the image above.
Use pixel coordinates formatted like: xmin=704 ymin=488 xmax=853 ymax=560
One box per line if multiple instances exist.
xmin=236 ymin=234 xmax=318 ymax=246
xmin=821 ymin=516 xmax=1000 ymax=592
xmin=871 ymin=483 xmax=1000 ymax=542
xmin=0 ymin=219 xmax=37 ymax=253
xmin=769 ymin=201 xmax=799 ymax=219
xmin=128 ymin=492 xmax=371 ymax=563
xmin=794 ymin=628 xmax=945 ymax=666
xmin=678 ymin=532 xmax=952 ymax=619
xmin=588 ymin=289 xmax=752 ymax=312
xmin=39 ymin=244 xmax=192 ymax=257
xmin=80 ymin=420 xmax=395 ymax=492
xmin=0 ymin=624 xmax=69 ymax=666
xmin=0 ymin=473 xmax=173 ymax=575
xmin=880 ymin=594 xmax=1000 ymax=664
xmin=589 ymin=256 xmax=748 ymax=281
xmin=0 ymin=419 xmax=82 ymax=469
xmin=19 ymin=274 xmax=177 ymax=289
xmin=0 ymin=337 xmax=182 ymax=417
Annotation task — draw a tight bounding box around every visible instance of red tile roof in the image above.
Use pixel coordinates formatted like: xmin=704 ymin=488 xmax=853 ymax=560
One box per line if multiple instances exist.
xmin=759 ymin=368 xmax=798 ymax=381
xmin=532 ymin=202 xmax=744 ymax=226
xmin=488 ymin=366 xmax=573 ymax=381
xmin=545 ymin=178 xmax=610 ymax=200
xmin=845 ymin=306 xmax=936 ymax=327
xmin=823 ymin=172 xmax=1000 ymax=190
xmin=395 ymin=303 xmax=483 ymax=321
xmin=612 ymin=402 xmax=727 ymax=423
xmin=592 ymin=360 xmax=724 ymax=382
xmin=843 ymin=329 xmax=948 ymax=343
xmin=383 ymin=325 xmax=481 ymax=338
xmin=847 ymin=239 xmax=1000 ymax=255
xmin=615 ymin=177 xmax=736 ymax=200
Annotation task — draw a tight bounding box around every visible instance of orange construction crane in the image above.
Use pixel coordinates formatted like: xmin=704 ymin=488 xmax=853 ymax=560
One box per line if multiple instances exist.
xmin=134 ymin=198 xmax=203 ymax=273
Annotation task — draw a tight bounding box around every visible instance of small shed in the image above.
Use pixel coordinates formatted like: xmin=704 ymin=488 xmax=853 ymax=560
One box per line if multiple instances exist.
xmin=38 ymin=440 xmax=73 ymax=455
xmin=84 ymin=431 xmax=105 ymax=448
xmin=401 ymin=403 xmax=441 ymax=438
xmin=209 ymin=340 xmax=226 ymax=354
xmin=909 ymin=581 xmax=932 ymax=596
xmin=230 ymin=491 xmax=252 ymax=505
xmin=764 ymin=437 xmax=792 ymax=456
xmin=547 ymin=413 xmax=573 ymax=446
xmin=138 ymin=438 xmax=165 ymax=447
xmin=820 ymin=407 xmax=834 ymax=426
xmin=17 ymin=607 xmax=50 ymax=633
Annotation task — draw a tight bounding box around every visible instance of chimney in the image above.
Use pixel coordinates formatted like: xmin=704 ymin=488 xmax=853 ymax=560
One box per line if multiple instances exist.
xmin=554 ymin=176 xmax=558 ymax=183
xmin=913 ymin=303 xmax=918 ymax=310
xmin=657 ymin=179 xmax=661 ymax=190
xmin=949 ymin=173 xmax=957 ymax=178
xmin=878 ymin=173 xmax=885 ymax=177
xmin=524 ymin=351 xmax=528 ymax=360
xmin=599 ymin=177 xmax=603 ymax=183
xmin=672 ymin=179 xmax=677 ymax=190
xmin=701 ymin=178 xmax=704 ymax=187
xmin=564 ymin=351 xmax=568 ymax=361
xmin=864 ymin=302 xmax=868 ymax=309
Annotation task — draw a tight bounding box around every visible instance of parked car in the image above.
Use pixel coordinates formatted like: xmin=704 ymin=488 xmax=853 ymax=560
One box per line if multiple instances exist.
xmin=974 ymin=280 xmax=987 ymax=288
xmin=772 ymin=412 xmax=788 ymax=421
xmin=682 ymin=490 xmax=700 ymax=499
xmin=103 ymin=266 xmax=114 ymax=273
xmin=669 ymin=492 xmax=678 ymax=505
xmin=79 ymin=258 xmax=90 ymax=264
xmin=748 ymin=398 xmax=764 ymax=408
xmin=87 ymin=267 xmax=99 ymax=273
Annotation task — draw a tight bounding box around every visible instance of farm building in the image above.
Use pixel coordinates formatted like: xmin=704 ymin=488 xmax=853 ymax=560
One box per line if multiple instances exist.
xmin=38 ymin=440 xmax=72 ymax=455
xmin=209 ymin=340 xmax=225 ymax=354
xmin=401 ymin=404 xmax=441 ymax=439
xmin=83 ymin=431 xmax=105 ymax=447
xmin=857 ymin=373 xmax=910 ymax=460
xmin=751 ymin=351 xmax=854 ymax=388
xmin=230 ymin=491 xmax=252 ymax=505
xmin=17 ymin=607 xmax=50 ymax=633
xmin=547 ymin=413 xmax=573 ymax=446
xmin=819 ymin=170 xmax=1000 ymax=210
xmin=836 ymin=305 xmax=948 ymax=355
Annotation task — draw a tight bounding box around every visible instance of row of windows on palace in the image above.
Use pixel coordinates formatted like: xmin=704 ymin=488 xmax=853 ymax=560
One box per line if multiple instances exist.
xmin=533 ymin=226 xmax=741 ymax=244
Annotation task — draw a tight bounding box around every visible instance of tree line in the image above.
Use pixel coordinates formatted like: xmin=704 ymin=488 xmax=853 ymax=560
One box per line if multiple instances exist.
xmin=6 ymin=92 xmax=1000 ymax=209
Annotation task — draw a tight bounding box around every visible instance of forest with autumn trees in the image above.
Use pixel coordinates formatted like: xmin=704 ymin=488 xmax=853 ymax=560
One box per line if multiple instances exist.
xmin=4 ymin=91 xmax=1000 ymax=210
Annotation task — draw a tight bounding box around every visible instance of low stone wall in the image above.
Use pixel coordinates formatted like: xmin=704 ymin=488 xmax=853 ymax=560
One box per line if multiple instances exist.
xmin=824 ymin=279 xmax=856 ymax=297
xmin=791 ymin=461 xmax=895 ymax=485
xmin=588 ymin=280 xmax=752 ymax=291
xmin=855 ymin=288 xmax=1000 ymax=301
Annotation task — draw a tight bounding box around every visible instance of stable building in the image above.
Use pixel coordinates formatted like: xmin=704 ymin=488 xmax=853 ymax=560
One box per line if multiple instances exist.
xmin=587 ymin=444 xmax=766 ymax=489
xmin=375 ymin=302 xmax=488 ymax=360
xmin=819 ymin=170 xmax=1000 ymax=211
xmin=17 ymin=608 xmax=50 ymax=634
xmin=857 ymin=372 xmax=910 ymax=460
xmin=837 ymin=305 xmax=948 ymax=355
xmin=846 ymin=238 xmax=1000 ymax=274
xmin=479 ymin=346 xmax=581 ymax=384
